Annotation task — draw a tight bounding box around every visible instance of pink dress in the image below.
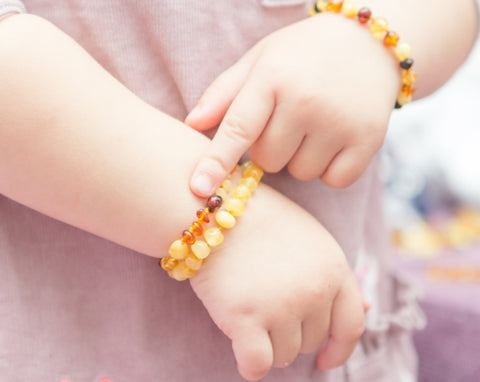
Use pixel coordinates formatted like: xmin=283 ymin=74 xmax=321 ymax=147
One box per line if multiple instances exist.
xmin=0 ymin=1 xmax=426 ymax=381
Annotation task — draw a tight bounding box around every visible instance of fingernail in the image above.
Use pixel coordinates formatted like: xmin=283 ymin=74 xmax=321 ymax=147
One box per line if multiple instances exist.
xmin=191 ymin=172 xmax=214 ymax=196
xmin=185 ymin=105 xmax=202 ymax=123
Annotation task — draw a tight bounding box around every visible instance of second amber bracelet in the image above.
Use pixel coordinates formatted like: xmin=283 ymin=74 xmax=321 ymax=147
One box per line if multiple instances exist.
xmin=160 ymin=161 xmax=264 ymax=281
xmin=310 ymin=0 xmax=417 ymax=109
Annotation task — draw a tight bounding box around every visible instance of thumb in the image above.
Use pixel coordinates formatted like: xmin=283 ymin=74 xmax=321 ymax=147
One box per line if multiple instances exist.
xmin=185 ymin=46 xmax=260 ymax=132
xmin=189 ymin=77 xmax=274 ymax=197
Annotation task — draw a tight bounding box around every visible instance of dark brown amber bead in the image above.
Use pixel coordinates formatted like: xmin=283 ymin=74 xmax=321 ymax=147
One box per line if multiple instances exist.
xmin=358 ymin=7 xmax=372 ymax=23
xmin=181 ymin=230 xmax=195 ymax=245
xmin=196 ymin=208 xmax=210 ymax=223
xmin=400 ymin=58 xmax=414 ymax=70
xmin=206 ymin=195 xmax=223 ymax=212
xmin=189 ymin=221 xmax=203 ymax=236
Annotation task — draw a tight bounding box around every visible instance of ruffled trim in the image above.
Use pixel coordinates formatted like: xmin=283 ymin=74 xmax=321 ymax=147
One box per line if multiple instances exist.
xmin=0 ymin=0 xmax=26 ymax=19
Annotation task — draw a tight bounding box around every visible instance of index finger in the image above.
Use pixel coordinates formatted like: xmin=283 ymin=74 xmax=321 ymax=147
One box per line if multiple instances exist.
xmin=189 ymin=79 xmax=274 ymax=197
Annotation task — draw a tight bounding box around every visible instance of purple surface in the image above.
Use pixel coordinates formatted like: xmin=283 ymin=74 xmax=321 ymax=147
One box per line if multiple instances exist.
xmin=395 ymin=242 xmax=480 ymax=382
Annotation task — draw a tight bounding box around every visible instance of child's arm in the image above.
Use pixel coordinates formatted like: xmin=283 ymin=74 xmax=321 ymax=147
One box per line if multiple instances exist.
xmin=186 ymin=0 xmax=479 ymax=196
xmin=0 ymin=14 xmax=364 ymax=380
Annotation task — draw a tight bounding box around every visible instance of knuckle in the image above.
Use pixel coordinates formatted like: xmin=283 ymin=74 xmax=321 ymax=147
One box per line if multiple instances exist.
xmin=221 ymin=113 xmax=254 ymax=146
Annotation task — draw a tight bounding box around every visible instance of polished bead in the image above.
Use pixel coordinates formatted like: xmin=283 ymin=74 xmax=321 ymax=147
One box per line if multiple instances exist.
xmin=160 ymin=256 xmax=178 ymax=271
xmin=168 ymin=239 xmax=189 ymax=259
xmin=185 ymin=254 xmax=203 ymax=271
xmin=239 ymin=177 xmax=258 ymax=192
xmin=396 ymin=92 xmax=412 ymax=106
xmin=196 ymin=208 xmax=210 ymax=223
xmin=221 ymin=178 xmax=233 ymax=192
xmin=401 ymin=84 xmax=415 ymax=96
xmin=216 ymin=210 xmax=236 ymax=229
xmin=327 ymin=0 xmax=343 ymax=12
xmin=191 ymin=240 xmax=211 ymax=259
xmin=189 ymin=221 xmax=203 ymax=236
xmin=181 ymin=230 xmax=195 ymax=245
xmin=394 ymin=42 xmax=412 ymax=61
xmin=357 ymin=7 xmax=371 ymax=23
xmin=232 ymin=185 xmax=252 ymax=202
xmin=369 ymin=17 xmax=388 ymax=40
xmin=401 ymin=69 xmax=417 ymax=87
xmin=243 ymin=166 xmax=263 ymax=182
xmin=204 ymin=227 xmax=224 ymax=247
xmin=215 ymin=187 xmax=228 ymax=201
xmin=400 ymin=58 xmax=414 ymax=70
xmin=225 ymin=198 xmax=245 ymax=217
xmin=206 ymin=195 xmax=223 ymax=212
xmin=341 ymin=1 xmax=358 ymax=17
xmin=384 ymin=31 xmax=399 ymax=46
xmin=169 ymin=262 xmax=195 ymax=281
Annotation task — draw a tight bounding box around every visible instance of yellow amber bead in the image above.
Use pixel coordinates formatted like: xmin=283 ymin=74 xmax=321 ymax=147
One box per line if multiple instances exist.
xmin=160 ymin=256 xmax=178 ymax=272
xmin=216 ymin=210 xmax=236 ymax=229
xmin=232 ymin=185 xmax=252 ymax=202
xmin=396 ymin=92 xmax=412 ymax=106
xmin=402 ymin=69 xmax=417 ymax=87
xmin=221 ymin=178 xmax=233 ymax=192
xmin=204 ymin=227 xmax=224 ymax=247
xmin=243 ymin=167 xmax=263 ymax=182
xmin=369 ymin=17 xmax=388 ymax=40
xmin=168 ymin=239 xmax=189 ymax=260
xmin=169 ymin=262 xmax=196 ymax=281
xmin=215 ymin=187 xmax=228 ymax=201
xmin=225 ymin=198 xmax=245 ymax=217
xmin=185 ymin=254 xmax=203 ymax=271
xmin=341 ymin=1 xmax=358 ymax=17
xmin=394 ymin=42 xmax=412 ymax=61
xmin=239 ymin=177 xmax=258 ymax=192
xmin=316 ymin=0 xmax=330 ymax=12
xmin=327 ymin=0 xmax=343 ymax=12
xmin=191 ymin=240 xmax=211 ymax=259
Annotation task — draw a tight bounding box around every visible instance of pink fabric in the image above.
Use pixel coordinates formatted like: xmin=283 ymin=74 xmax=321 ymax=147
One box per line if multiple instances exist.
xmin=0 ymin=1 xmax=425 ymax=380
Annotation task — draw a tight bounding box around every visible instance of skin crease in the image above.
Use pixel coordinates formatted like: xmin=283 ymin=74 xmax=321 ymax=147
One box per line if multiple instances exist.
xmin=186 ymin=0 xmax=479 ymax=198
xmin=0 ymin=1 xmax=477 ymax=380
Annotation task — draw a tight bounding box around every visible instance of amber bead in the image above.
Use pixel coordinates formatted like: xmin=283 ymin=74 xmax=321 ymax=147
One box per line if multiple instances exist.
xmin=232 ymin=185 xmax=252 ymax=203
xmin=221 ymin=178 xmax=233 ymax=192
xmin=357 ymin=7 xmax=371 ymax=23
xmin=169 ymin=262 xmax=196 ymax=281
xmin=243 ymin=167 xmax=263 ymax=182
xmin=400 ymin=58 xmax=414 ymax=70
xmin=401 ymin=84 xmax=415 ymax=96
xmin=216 ymin=210 xmax=236 ymax=229
xmin=185 ymin=254 xmax=203 ymax=271
xmin=196 ymin=208 xmax=210 ymax=223
xmin=168 ymin=239 xmax=189 ymax=259
xmin=402 ymin=69 xmax=417 ymax=87
xmin=327 ymin=0 xmax=344 ymax=12
xmin=239 ymin=177 xmax=258 ymax=192
xmin=160 ymin=256 xmax=178 ymax=272
xmin=191 ymin=240 xmax=211 ymax=259
xmin=204 ymin=227 xmax=224 ymax=247
xmin=225 ymin=198 xmax=245 ymax=217
xmin=341 ymin=1 xmax=359 ymax=17
xmin=396 ymin=92 xmax=412 ymax=107
xmin=369 ymin=17 xmax=388 ymax=39
xmin=215 ymin=187 xmax=228 ymax=201
xmin=206 ymin=195 xmax=223 ymax=212
xmin=394 ymin=42 xmax=412 ymax=61
xmin=384 ymin=31 xmax=399 ymax=46
xmin=181 ymin=230 xmax=195 ymax=245
xmin=189 ymin=221 xmax=203 ymax=236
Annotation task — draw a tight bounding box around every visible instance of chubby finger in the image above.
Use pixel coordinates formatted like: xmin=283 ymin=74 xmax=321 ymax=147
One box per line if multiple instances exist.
xmin=232 ymin=326 xmax=274 ymax=381
xmin=299 ymin=307 xmax=331 ymax=354
xmin=189 ymin=77 xmax=275 ymax=197
xmin=269 ymin=320 xmax=302 ymax=368
xmin=185 ymin=44 xmax=262 ymax=131
xmin=316 ymin=276 xmax=365 ymax=370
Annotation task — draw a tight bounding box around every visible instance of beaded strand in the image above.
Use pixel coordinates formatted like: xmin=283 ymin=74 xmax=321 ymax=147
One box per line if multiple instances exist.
xmin=160 ymin=161 xmax=264 ymax=281
xmin=309 ymin=0 xmax=417 ymax=108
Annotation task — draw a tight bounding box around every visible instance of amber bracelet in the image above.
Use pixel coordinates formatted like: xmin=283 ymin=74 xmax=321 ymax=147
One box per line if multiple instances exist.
xmin=160 ymin=161 xmax=264 ymax=281
xmin=310 ymin=0 xmax=417 ymax=108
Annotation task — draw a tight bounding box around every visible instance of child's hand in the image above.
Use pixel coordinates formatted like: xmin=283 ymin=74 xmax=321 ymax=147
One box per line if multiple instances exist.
xmin=189 ymin=185 xmax=365 ymax=381
xmin=186 ymin=13 xmax=399 ymax=197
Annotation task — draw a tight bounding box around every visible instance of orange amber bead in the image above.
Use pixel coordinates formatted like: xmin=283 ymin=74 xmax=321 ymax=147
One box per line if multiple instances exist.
xmin=401 ymin=84 xmax=415 ymax=96
xmin=181 ymin=230 xmax=195 ymax=245
xmin=402 ymin=69 xmax=417 ymax=87
xmin=189 ymin=221 xmax=203 ymax=236
xmin=160 ymin=256 xmax=178 ymax=272
xmin=384 ymin=31 xmax=399 ymax=46
xmin=196 ymin=208 xmax=210 ymax=223
xmin=327 ymin=0 xmax=344 ymax=12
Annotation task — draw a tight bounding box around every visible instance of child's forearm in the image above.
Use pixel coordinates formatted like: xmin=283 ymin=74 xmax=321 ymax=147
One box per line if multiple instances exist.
xmin=0 ymin=14 xmax=213 ymax=257
xmin=364 ymin=0 xmax=478 ymax=98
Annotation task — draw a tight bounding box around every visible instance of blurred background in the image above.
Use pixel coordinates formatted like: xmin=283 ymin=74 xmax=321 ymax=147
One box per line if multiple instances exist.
xmin=381 ymin=37 xmax=480 ymax=382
